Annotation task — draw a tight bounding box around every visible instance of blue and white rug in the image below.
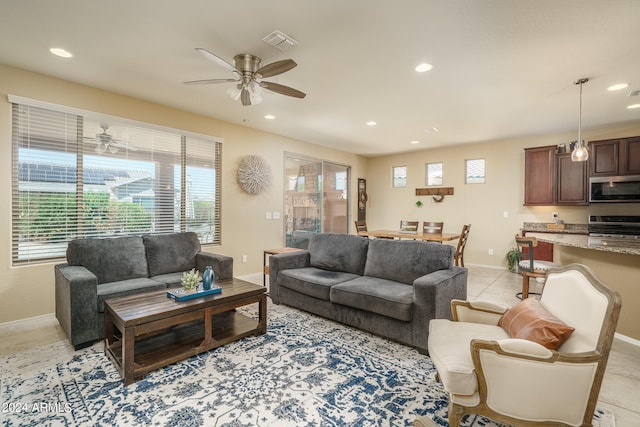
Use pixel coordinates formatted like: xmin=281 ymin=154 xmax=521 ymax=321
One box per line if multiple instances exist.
xmin=1 ymin=303 xmax=614 ymax=426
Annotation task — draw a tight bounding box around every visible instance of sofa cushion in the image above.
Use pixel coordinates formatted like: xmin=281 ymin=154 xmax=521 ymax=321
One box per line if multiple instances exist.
xmin=278 ymin=267 xmax=360 ymax=301
xmin=151 ymin=272 xmax=186 ymax=288
xmin=364 ymin=239 xmax=453 ymax=285
xmin=143 ymin=232 xmax=200 ymax=277
xmin=96 ymin=278 xmax=166 ymax=312
xmin=428 ymin=319 xmax=509 ymax=396
xmin=66 ymin=236 xmax=149 ymax=284
xmin=330 ymin=276 xmax=414 ymax=322
xmin=308 ymin=233 xmax=369 ymax=275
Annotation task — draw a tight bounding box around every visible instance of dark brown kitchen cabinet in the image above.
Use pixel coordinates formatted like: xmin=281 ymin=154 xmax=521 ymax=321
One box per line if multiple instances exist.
xmin=524 ymin=146 xmax=555 ymax=205
xmin=556 ymin=153 xmax=588 ymax=205
xmin=524 ymin=145 xmax=587 ymax=206
xmin=589 ymin=136 xmax=640 ymax=176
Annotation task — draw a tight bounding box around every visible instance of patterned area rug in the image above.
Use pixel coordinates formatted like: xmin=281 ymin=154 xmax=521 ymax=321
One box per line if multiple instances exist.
xmin=1 ymin=303 xmax=615 ymax=426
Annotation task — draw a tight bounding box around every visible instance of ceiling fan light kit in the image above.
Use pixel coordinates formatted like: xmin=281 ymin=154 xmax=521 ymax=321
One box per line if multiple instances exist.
xmin=184 ymin=48 xmax=306 ymax=106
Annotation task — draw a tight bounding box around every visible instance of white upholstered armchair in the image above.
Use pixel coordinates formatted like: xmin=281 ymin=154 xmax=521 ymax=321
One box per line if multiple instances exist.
xmin=427 ymin=263 xmax=621 ymax=427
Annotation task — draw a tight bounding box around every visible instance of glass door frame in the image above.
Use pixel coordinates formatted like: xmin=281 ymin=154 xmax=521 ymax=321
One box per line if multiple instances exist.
xmin=283 ymin=152 xmax=351 ymax=247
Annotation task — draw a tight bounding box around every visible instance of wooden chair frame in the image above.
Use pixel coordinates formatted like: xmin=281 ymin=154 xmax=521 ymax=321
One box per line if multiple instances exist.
xmin=454 ymin=224 xmax=471 ymax=267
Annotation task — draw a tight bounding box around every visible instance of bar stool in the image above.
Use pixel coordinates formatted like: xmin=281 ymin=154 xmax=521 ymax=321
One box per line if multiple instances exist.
xmin=514 ymin=235 xmax=558 ymax=299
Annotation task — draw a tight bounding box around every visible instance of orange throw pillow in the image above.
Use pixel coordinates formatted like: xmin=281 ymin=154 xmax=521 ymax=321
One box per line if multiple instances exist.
xmin=498 ymin=298 xmax=575 ymax=350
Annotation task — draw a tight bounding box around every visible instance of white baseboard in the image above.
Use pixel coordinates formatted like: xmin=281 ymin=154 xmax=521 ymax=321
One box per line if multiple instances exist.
xmin=0 ymin=312 xmax=56 ymax=331
xmin=614 ymin=332 xmax=640 ymax=347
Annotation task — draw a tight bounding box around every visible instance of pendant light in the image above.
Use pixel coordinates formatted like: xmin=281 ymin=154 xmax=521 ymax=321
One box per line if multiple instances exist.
xmin=571 ymin=78 xmax=589 ymax=162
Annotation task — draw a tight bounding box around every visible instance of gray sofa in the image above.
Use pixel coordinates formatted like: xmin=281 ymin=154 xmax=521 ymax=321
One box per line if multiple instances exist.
xmin=55 ymin=232 xmax=233 ymax=349
xmin=269 ymin=233 xmax=467 ymax=353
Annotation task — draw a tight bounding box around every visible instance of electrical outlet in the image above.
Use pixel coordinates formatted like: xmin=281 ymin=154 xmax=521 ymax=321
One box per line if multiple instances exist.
xmin=272 ymin=211 xmax=281 ymax=220
xmin=488 ymin=248 xmax=494 ymax=255
xmin=242 ymin=255 xmax=247 ymax=263
xmin=503 ymin=211 xmax=509 ymax=218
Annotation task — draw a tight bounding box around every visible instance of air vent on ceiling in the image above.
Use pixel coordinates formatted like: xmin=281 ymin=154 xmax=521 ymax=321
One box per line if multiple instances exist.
xmin=262 ymin=30 xmax=298 ymax=51
xmin=629 ymin=89 xmax=640 ymax=97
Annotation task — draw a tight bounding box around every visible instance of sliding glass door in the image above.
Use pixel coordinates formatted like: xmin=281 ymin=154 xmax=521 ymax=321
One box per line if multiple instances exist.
xmin=322 ymin=162 xmax=349 ymax=234
xmin=284 ymin=154 xmax=349 ymax=248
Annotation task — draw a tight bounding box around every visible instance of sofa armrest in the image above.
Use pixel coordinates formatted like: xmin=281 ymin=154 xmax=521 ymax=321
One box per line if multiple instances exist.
xmin=411 ymin=266 xmax=468 ymax=351
xmin=196 ymin=251 xmax=233 ymax=280
xmin=54 ymin=264 xmax=99 ymax=348
xmin=452 ymin=300 xmax=508 ymax=324
xmin=268 ymin=251 xmax=311 ymax=303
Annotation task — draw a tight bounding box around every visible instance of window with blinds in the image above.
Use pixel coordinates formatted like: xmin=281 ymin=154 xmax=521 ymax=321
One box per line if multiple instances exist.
xmin=11 ymin=101 xmax=222 ymax=264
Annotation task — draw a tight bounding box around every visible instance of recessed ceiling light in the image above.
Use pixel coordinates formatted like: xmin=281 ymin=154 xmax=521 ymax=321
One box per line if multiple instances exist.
xmin=415 ymin=63 xmax=433 ymax=73
xmin=410 ymin=140 xmax=420 ymax=145
xmin=49 ymin=47 xmax=73 ymax=58
xmin=607 ymin=83 xmax=629 ymax=91
xmin=627 ymin=104 xmax=640 ymax=109
xmin=424 ymin=127 xmax=440 ymax=133
xmin=366 ymin=121 xmax=377 ymax=126
xmin=264 ymin=114 xmax=276 ymax=120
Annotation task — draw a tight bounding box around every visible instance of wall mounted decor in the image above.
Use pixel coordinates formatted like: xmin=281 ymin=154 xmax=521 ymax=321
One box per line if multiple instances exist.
xmin=237 ymin=155 xmax=272 ymax=195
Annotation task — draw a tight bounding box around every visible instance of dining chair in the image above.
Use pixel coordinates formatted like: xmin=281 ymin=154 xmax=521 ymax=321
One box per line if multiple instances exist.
xmin=453 ymin=224 xmax=471 ymax=267
xmin=422 ymin=221 xmax=444 ymax=234
xmin=399 ymin=220 xmax=419 ymax=232
xmin=354 ymin=220 xmax=368 ymax=235
xmin=514 ymin=235 xmax=558 ymax=299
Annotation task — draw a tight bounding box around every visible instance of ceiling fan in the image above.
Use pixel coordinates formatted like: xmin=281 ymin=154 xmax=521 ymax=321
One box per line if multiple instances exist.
xmin=184 ymin=48 xmax=306 ymax=106
xmin=84 ymin=123 xmax=137 ymax=154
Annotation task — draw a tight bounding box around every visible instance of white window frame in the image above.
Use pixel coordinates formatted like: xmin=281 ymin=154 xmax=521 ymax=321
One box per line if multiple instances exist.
xmin=10 ymin=95 xmax=223 ymax=265
xmin=392 ymin=165 xmax=407 ymax=188
xmin=425 ymin=162 xmax=443 ymax=186
xmin=465 ymin=158 xmax=486 ymax=184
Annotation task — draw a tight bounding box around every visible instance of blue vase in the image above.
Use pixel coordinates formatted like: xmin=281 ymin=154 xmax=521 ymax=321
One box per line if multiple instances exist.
xmin=202 ymin=266 xmax=214 ymax=290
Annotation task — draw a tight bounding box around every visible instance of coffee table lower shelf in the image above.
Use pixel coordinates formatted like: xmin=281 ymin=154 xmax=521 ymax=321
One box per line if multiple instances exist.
xmin=105 ymin=310 xmax=261 ymax=384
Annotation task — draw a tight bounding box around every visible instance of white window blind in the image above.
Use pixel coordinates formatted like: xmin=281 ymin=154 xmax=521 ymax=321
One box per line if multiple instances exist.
xmin=11 ymin=102 xmax=222 ymax=264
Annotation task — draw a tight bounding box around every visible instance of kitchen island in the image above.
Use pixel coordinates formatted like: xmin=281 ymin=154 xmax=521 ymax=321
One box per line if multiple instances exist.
xmin=526 ymin=231 xmax=640 ymax=341
xmin=525 ymin=232 xmax=640 ymax=256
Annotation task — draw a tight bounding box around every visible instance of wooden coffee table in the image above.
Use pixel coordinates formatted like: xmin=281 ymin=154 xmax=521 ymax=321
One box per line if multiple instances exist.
xmin=104 ymin=277 xmax=266 ymax=385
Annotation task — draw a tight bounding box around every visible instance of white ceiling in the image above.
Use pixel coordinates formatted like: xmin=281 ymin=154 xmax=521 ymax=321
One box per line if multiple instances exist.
xmin=1 ymin=0 xmax=639 ymax=156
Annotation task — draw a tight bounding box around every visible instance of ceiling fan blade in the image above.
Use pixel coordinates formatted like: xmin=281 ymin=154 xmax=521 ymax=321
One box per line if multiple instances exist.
xmin=184 ymin=78 xmax=239 ymax=85
xmin=195 ymin=48 xmax=238 ymax=73
xmin=240 ymin=87 xmax=251 ymax=106
xmin=111 ymin=141 xmax=138 ymax=151
xmin=260 ymin=81 xmax=306 ymax=98
xmin=256 ymin=59 xmax=297 ymax=78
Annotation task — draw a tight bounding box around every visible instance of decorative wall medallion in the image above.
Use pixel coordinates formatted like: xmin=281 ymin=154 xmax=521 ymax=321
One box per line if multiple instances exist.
xmin=236 ymin=155 xmax=272 ymax=195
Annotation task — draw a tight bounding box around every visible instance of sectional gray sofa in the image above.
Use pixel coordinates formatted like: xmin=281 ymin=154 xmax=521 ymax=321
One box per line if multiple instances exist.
xmin=55 ymin=232 xmax=233 ymax=349
xmin=269 ymin=233 xmax=467 ymax=353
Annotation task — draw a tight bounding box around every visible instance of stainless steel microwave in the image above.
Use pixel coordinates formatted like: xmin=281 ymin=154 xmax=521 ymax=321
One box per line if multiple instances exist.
xmin=589 ymin=175 xmax=640 ymax=202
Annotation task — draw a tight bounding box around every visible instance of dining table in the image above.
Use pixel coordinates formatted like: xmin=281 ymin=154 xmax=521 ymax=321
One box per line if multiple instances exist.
xmin=360 ymin=229 xmax=461 ymax=242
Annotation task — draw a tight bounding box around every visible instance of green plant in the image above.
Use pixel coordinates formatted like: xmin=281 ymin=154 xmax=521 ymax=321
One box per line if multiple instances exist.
xmin=181 ymin=268 xmax=200 ymax=290
xmin=506 ymin=248 xmax=520 ymax=273
xmin=415 ymin=200 xmax=423 ymax=207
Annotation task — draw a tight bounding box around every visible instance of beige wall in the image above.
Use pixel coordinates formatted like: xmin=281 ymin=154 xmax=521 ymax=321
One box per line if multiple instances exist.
xmin=2 ymin=64 xmax=639 ymax=340
xmin=367 ymin=122 xmax=640 ymax=266
xmin=367 ymin=122 xmax=640 ymax=340
xmin=0 ymin=64 xmax=367 ymax=323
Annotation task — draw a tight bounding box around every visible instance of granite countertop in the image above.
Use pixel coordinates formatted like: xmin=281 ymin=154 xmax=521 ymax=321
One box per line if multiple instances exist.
xmin=522 ymin=222 xmax=588 ymax=235
xmin=526 ymin=232 xmax=640 ymax=256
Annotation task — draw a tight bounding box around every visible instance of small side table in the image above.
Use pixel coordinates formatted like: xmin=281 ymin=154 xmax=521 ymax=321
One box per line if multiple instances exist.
xmin=263 ymin=247 xmax=304 ymax=286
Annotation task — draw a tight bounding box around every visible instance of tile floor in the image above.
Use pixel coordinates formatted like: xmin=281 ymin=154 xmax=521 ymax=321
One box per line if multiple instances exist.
xmin=1 ymin=266 xmax=638 ymax=426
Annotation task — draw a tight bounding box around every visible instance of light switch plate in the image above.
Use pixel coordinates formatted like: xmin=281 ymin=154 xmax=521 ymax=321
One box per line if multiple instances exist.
xmin=265 ymin=212 xmax=272 ymax=220
xmin=272 ymin=211 xmax=281 ymax=220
